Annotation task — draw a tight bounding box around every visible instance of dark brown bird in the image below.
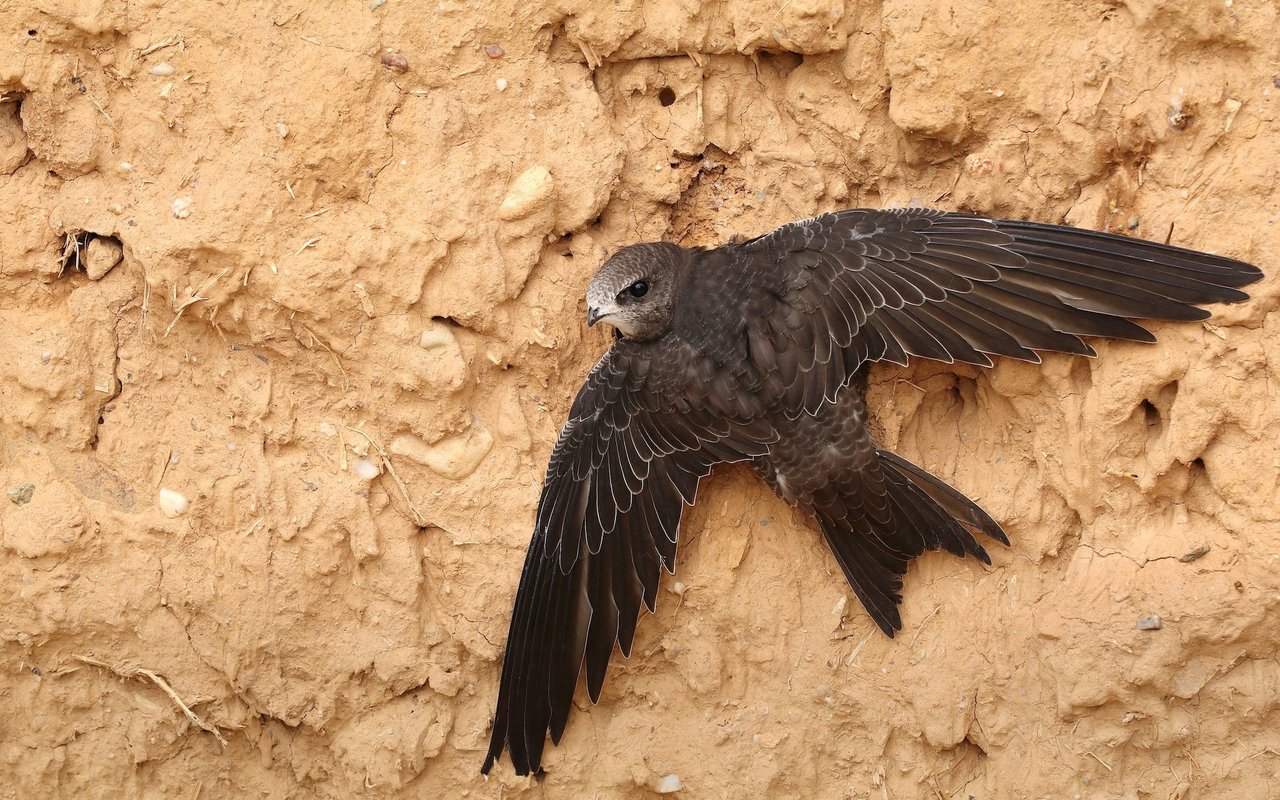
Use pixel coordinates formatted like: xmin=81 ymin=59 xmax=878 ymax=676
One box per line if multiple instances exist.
xmin=481 ymin=207 xmax=1262 ymax=776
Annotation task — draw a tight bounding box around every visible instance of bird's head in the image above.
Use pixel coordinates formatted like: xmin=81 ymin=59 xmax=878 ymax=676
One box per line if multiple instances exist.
xmin=585 ymin=242 xmax=685 ymax=341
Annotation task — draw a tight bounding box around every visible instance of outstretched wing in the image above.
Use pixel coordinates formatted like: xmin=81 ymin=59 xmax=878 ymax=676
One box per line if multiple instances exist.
xmin=740 ymin=207 xmax=1262 ymax=414
xmin=483 ymin=341 xmax=775 ymax=776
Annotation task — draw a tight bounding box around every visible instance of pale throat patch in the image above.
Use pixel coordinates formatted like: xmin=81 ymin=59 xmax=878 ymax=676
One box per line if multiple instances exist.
xmin=604 ymin=313 xmax=640 ymax=338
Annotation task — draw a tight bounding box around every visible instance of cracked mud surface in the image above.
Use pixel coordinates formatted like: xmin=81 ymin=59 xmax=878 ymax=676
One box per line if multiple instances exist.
xmin=2 ymin=1 xmax=1279 ymax=797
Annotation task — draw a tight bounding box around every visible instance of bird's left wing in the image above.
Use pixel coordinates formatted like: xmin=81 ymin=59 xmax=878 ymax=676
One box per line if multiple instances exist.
xmin=483 ymin=341 xmax=775 ymax=776
xmin=738 ymin=207 xmax=1262 ymax=415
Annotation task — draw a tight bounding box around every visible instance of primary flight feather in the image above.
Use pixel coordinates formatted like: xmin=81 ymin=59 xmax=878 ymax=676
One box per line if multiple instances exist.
xmin=482 ymin=206 xmax=1262 ymax=776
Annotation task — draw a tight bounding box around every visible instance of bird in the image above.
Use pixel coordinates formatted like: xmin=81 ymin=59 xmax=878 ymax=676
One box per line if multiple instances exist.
xmin=480 ymin=206 xmax=1262 ymax=776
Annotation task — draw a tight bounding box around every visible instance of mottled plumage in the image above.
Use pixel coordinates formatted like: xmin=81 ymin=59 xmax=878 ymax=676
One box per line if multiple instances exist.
xmin=482 ymin=207 xmax=1262 ymax=776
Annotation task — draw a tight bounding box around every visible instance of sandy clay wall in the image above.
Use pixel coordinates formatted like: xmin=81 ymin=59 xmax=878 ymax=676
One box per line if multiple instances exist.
xmin=2 ymin=0 xmax=1279 ymax=798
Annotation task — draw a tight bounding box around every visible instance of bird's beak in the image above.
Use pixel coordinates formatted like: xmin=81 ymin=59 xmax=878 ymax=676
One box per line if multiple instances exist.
xmin=587 ymin=306 xmax=604 ymax=327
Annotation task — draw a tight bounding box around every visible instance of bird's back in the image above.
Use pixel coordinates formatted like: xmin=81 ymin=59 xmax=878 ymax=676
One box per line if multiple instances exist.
xmin=671 ymin=246 xmax=760 ymax=363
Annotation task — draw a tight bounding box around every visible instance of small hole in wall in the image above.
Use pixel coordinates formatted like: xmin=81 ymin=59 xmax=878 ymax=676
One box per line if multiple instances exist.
xmin=28 ymin=29 xmax=37 ymax=36
xmin=658 ymin=87 xmax=676 ymax=107
xmin=1140 ymin=399 xmax=1160 ymax=428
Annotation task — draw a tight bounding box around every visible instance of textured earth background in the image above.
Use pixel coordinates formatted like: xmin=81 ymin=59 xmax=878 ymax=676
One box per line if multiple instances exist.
xmin=2 ymin=1 xmax=1279 ymax=798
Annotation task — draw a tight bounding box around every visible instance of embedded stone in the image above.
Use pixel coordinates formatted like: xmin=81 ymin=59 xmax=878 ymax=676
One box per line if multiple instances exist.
xmin=84 ymin=237 xmax=123 ymax=280
xmin=497 ymin=165 xmax=554 ymax=222
xmin=390 ymin=419 xmax=493 ymax=480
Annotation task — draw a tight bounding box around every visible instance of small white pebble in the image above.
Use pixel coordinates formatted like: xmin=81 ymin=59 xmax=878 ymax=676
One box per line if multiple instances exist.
xmin=1137 ymin=614 xmax=1163 ymax=631
xmin=354 ymin=460 xmax=381 ymax=480
xmin=119 ymin=161 xmax=134 ymax=173
xmin=159 ymin=488 xmax=189 ymax=518
xmin=656 ymin=774 xmax=682 ymax=794
xmin=171 ymin=196 xmax=194 ymax=218
xmin=149 ymin=62 xmax=176 ymax=77
xmin=672 ymin=581 xmax=687 ymax=595
xmin=275 ymin=121 xmax=289 ymax=138
xmin=40 ymin=351 xmax=52 ymax=364
xmin=495 ymin=77 xmax=508 ymax=92
xmin=225 ymin=442 xmax=236 ymax=452
xmin=318 ymin=422 xmax=338 ymax=436
xmin=169 ymin=452 xmax=181 ymax=465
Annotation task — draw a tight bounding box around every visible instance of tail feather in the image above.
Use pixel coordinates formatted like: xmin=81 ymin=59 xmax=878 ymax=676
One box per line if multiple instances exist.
xmin=818 ymin=451 xmax=1007 ymax=636
xmin=878 ymin=450 xmax=1008 ymax=546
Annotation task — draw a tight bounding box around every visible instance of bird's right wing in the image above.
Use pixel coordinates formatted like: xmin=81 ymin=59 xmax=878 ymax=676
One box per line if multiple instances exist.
xmin=483 ymin=341 xmax=774 ymax=776
xmin=740 ymin=207 xmax=1262 ymax=415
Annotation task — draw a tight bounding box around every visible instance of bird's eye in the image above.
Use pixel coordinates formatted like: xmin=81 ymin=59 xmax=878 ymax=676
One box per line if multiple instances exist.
xmin=628 ymin=280 xmax=649 ymax=298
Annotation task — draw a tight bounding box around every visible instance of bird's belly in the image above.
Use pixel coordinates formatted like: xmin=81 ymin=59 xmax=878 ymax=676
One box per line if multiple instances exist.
xmin=752 ymin=387 xmax=877 ymax=511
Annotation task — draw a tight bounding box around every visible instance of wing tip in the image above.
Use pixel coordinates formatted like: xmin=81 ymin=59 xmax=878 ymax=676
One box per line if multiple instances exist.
xmin=876 ymin=609 xmax=903 ymax=638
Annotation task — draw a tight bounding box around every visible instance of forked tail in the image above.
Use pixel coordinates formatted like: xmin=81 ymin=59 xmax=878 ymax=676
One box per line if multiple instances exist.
xmin=818 ymin=450 xmax=1009 ymax=636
